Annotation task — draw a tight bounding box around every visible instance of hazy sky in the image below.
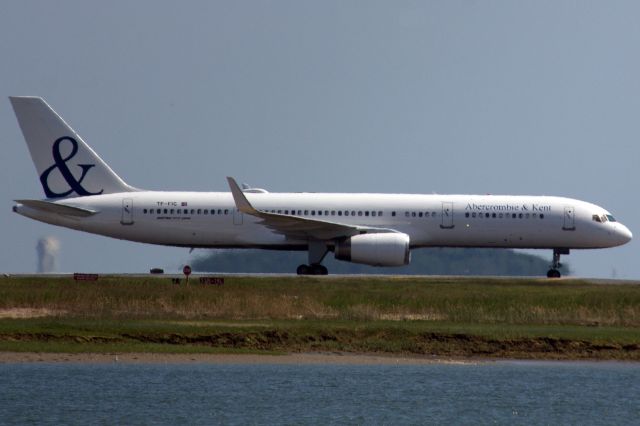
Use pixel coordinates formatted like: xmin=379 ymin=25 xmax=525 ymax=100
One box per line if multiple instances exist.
xmin=1 ymin=1 xmax=638 ymax=278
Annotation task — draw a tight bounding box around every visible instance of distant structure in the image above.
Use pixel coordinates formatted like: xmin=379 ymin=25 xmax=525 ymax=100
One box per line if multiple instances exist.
xmin=36 ymin=237 xmax=60 ymax=273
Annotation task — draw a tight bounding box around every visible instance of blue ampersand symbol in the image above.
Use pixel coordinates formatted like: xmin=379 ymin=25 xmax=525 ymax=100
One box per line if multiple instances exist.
xmin=40 ymin=136 xmax=104 ymax=198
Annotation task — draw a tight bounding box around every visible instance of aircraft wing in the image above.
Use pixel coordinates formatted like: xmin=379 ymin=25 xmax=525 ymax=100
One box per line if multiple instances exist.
xmin=227 ymin=177 xmax=398 ymax=240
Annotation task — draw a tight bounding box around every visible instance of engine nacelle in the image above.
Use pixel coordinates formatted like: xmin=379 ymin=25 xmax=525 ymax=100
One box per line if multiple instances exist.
xmin=334 ymin=233 xmax=411 ymax=267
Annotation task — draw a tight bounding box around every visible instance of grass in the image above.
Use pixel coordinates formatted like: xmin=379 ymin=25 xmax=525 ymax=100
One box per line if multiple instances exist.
xmin=0 ymin=275 xmax=639 ymax=359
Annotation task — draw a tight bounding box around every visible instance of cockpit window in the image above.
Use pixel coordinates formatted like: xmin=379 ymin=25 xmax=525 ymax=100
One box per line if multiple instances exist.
xmin=606 ymin=215 xmax=617 ymax=222
xmin=592 ymin=214 xmax=602 ymax=223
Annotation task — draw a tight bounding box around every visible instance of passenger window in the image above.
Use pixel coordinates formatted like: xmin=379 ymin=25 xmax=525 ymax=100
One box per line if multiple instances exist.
xmin=371 ymin=211 xmax=376 ymax=217
xmin=204 ymin=210 xmax=208 ymax=215
xmin=224 ymin=209 xmax=229 ymax=214
xmin=331 ymin=211 xmax=336 ymax=216
xmin=338 ymin=211 xmax=342 ymax=216
xmin=465 ymin=212 xmax=470 ymax=218
xmin=405 ymin=212 xmax=410 ymax=217
xmin=392 ymin=212 xmax=396 ymax=217
xmin=365 ymin=211 xmax=370 ymax=216
xmin=351 ymin=211 xmax=356 ymax=216
xmin=170 ymin=209 xmax=175 ymax=214
xmin=358 ymin=211 xmax=363 ymax=216
xmin=540 ymin=214 xmax=544 ymax=219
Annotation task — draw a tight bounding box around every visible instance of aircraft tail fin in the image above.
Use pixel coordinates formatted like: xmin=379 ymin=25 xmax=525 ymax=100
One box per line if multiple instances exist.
xmin=9 ymin=96 xmax=135 ymax=199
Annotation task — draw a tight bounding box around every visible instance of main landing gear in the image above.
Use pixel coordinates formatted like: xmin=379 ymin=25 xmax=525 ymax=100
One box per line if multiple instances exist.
xmin=547 ymin=248 xmax=569 ymax=278
xmin=297 ymin=240 xmax=330 ymax=276
xmin=296 ymin=264 xmax=328 ymax=275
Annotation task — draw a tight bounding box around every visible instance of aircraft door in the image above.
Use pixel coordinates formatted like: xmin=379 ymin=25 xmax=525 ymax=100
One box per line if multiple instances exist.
xmin=233 ymin=208 xmax=243 ymax=225
xmin=562 ymin=206 xmax=575 ymax=231
xmin=121 ymin=198 xmax=134 ymax=225
xmin=440 ymin=202 xmax=454 ymax=229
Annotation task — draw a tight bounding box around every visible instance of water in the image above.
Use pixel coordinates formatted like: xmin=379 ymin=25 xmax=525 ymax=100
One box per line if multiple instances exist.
xmin=1 ymin=361 xmax=639 ymax=425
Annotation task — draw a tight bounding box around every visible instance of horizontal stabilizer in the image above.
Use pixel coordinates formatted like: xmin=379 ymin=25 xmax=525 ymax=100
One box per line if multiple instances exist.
xmin=15 ymin=199 xmax=97 ymax=217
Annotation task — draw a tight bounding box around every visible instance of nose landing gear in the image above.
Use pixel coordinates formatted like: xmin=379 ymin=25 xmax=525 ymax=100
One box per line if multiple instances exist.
xmin=547 ymin=248 xmax=569 ymax=278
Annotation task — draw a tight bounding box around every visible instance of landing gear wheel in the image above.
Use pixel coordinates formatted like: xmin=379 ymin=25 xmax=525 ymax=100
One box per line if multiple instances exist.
xmin=311 ymin=264 xmax=328 ymax=275
xmin=296 ymin=264 xmax=311 ymax=275
xmin=547 ymin=269 xmax=561 ymax=278
xmin=296 ymin=264 xmax=328 ymax=275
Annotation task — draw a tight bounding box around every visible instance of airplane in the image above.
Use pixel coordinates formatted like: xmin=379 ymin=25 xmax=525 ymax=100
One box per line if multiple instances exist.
xmin=9 ymin=96 xmax=632 ymax=278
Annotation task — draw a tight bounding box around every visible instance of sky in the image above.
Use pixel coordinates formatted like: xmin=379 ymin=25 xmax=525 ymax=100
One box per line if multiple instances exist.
xmin=1 ymin=1 xmax=638 ymax=278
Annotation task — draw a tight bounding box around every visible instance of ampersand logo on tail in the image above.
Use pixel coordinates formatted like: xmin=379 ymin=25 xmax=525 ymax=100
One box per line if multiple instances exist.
xmin=39 ymin=136 xmax=104 ymax=198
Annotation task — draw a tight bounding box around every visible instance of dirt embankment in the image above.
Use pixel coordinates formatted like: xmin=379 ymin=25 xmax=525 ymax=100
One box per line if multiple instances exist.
xmin=2 ymin=330 xmax=639 ymax=360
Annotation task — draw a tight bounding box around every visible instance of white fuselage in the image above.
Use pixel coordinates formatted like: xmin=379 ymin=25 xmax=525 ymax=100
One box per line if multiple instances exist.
xmin=14 ymin=191 xmax=633 ymax=251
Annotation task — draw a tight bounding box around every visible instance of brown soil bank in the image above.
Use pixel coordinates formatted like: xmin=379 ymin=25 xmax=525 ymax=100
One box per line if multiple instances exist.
xmin=2 ymin=329 xmax=639 ymax=361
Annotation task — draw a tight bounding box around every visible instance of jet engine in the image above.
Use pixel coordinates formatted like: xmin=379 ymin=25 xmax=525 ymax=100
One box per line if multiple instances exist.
xmin=334 ymin=233 xmax=410 ymax=266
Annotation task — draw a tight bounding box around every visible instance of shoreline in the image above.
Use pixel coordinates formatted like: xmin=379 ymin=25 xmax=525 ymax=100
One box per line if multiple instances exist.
xmin=0 ymin=351 xmax=481 ymax=365
xmin=2 ymin=351 xmax=639 ymax=365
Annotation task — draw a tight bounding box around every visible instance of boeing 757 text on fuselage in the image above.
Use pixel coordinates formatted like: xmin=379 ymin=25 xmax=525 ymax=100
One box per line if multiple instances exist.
xmin=10 ymin=97 xmax=632 ymax=277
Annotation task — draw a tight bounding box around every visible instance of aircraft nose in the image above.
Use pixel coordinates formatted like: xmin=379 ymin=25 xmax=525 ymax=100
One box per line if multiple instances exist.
xmin=615 ymin=224 xmax=633 ymax=245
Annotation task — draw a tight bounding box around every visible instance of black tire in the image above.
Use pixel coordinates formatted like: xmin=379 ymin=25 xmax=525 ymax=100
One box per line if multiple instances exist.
xmin=547 ymin=269 xmax=561 ymax=278
xmin=297 ymin=264 xmax=311 ymax=275
xmin=311 ymin=264 xmax=328 ymax=275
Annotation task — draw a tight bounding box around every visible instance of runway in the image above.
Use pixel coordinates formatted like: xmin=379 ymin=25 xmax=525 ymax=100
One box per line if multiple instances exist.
xmin=3 ymin=272 xmax=639 ymax=285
